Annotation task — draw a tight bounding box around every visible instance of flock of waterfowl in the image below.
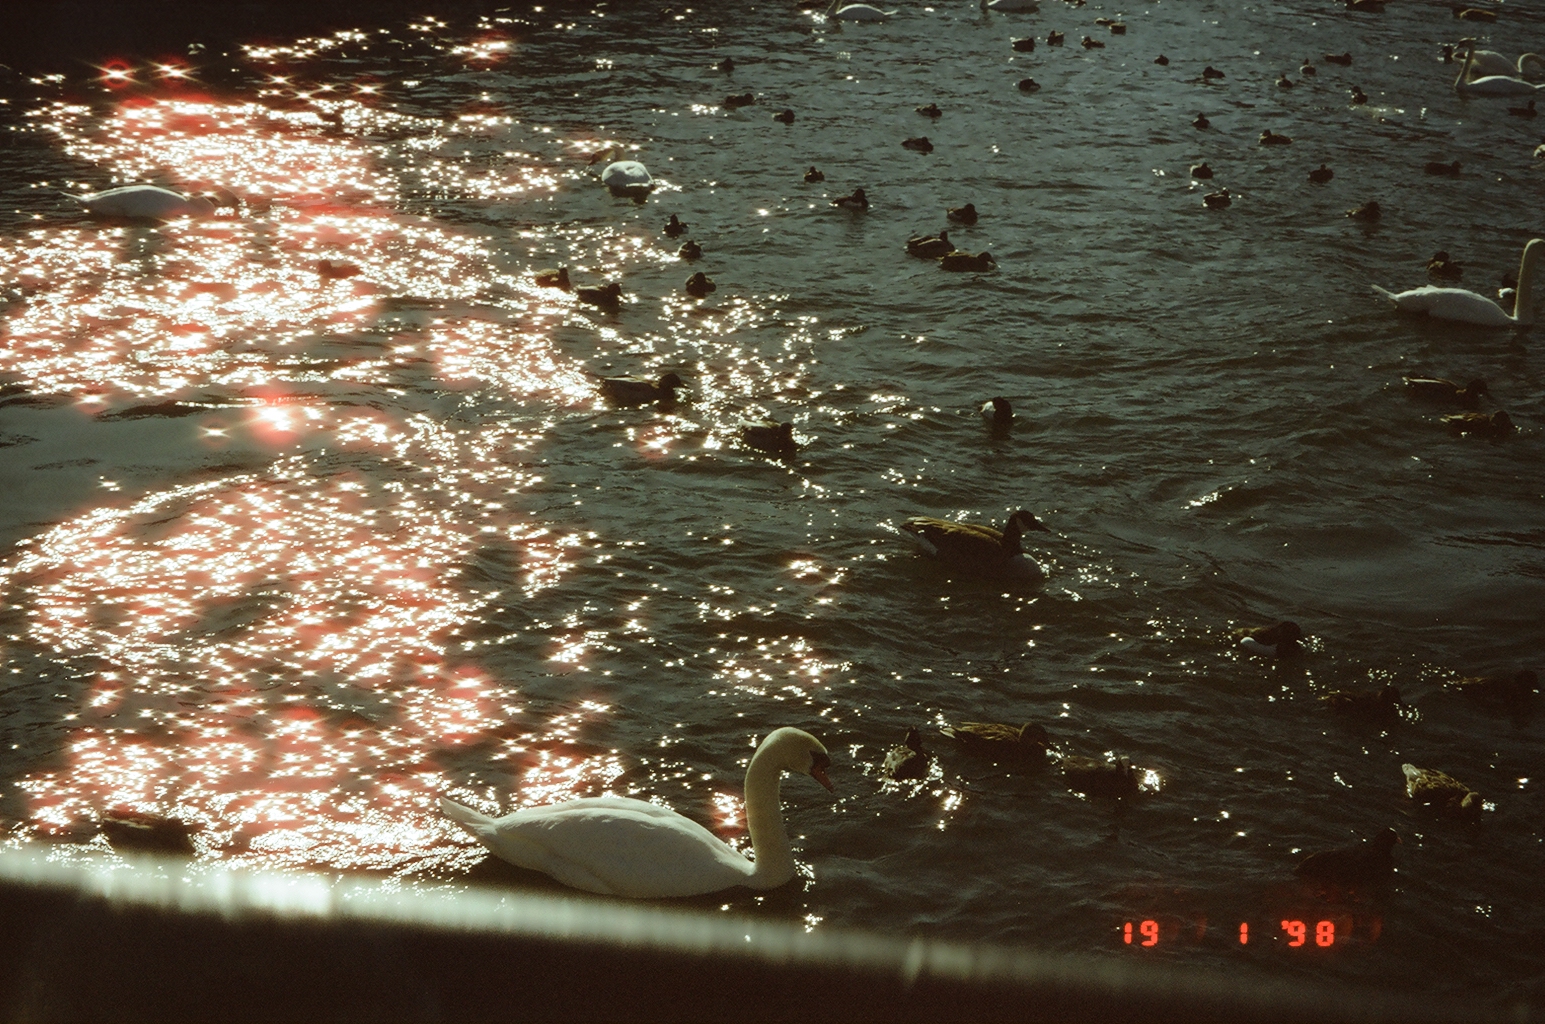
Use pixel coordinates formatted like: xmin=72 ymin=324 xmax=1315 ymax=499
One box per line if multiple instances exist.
xmin=41 ymin=0 xmax=1541 ymax=904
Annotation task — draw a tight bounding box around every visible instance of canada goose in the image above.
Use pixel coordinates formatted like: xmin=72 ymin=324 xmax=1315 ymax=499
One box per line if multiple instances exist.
xmin=597 ymin=372 xmax=686 ymax=406
xmin=1402 ymin=763 xmax=1483 ymax=818
xmin=899 ymin=510 xmax=1049 ymax=579
xmin=1294 ymin=829 xmax=1398 ymax=884
xmin=1402 ymin=376 xmax=1488 ymax=407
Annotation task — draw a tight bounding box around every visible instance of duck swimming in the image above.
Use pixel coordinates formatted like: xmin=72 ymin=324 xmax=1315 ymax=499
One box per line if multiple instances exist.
xmin=741 ymin=420 xmax=799 ymax=458
xmin=1047 ymin=30 xmax=1065 ymax=45
xmin=685 ymin=272 xmax=717 ymax=298
xmin=980 ymin=396 xmax=1013 ymax=430
xmin=1308 ymin=163 xmax=1335 ymax=183
xmin=1018 ymin=78 xmax=1042 ymax=92
xmin=1449 ymin=669 xmax=1537 ymax=705
xmin=534 ymin=266 xmax=572 ymax=291
xmin=1402 ymin=763 xmax=1482 ymax=818
xmin=724 ymin=92 xmax=756 ymax=109
xmin=1347 ymin=200 xmax=1381 ymax=221
xmin=902 ymin=136 xmax=934 ymax=153
xmin=576 ymin=281 xmax=623 ymax=311
xmin=598 ymin=372 xmax=686 ymax=406
xmin=1350 ymin=85 xmax=1368 ymax=104
xmin=939 ymin=250 xmax=996 ymax=271
xmin=1238 ymin=620 xmax=1303 ymax=657
xmin=1442 ymin=410 xmax=1514 ymax=437
xmin=1325 ymin=52 xmax=1353 ymax=65
xmin=804 ymin=166 xmax=826 ymax=183
xmin=827 ymin=0 xmax=895 ymax=21
xmin=440 ymin=727 xmax=834 ymax=898
xmin=906 ymin=231 xmax=953 ymax=258
xmin=916 ymin=102 xmax=942 ymax=117
xmin=679 ymin=240 xmax=703 ymax=260
xmin=880 ymin=728 xmax=930 ymax=781
xmin=1192 ymin=113 xmax=1210 ymax=129
xmin=1427 ymin=251 xmax=1464 ymax=281
xmin=832 ymin=188 xmax=869 ymax=210
xmin=664 ymin=214 xmax=688 ymax=238
xmin=1190 ymin=162 xmax=1214 ymax=179
xmin=1056 ymin=753 xmax=1139 ymax=798
xmin=1259 ymin=129 xmax=1292 ymax=145
xmin=773 ymin=108 xmax=796 ymax=124
xmin=1425 ymin=160 xmax=1462 ymax=176
xmin=900 ymin=510 xmax=1050 ymax=579
xmin=1203 ymin=188 xmax=1232 ymax=209
xmin=940 ymin=721 xmax=1049 ymax=761
xmin=946 ymin=203 xmax=978 ymax=224
xmin=1402 ymin=376 xmax=1488 ymax=407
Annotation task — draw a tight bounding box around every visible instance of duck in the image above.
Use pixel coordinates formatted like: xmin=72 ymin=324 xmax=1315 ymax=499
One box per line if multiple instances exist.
xmin=1324 ymin=52 xmax=1353 ymax=66
xmin=1442 ymin=410 xmax=1514 ymax=437
xmin=773 ymin=108 xmax=796 ymax=124
xmin=1294 ymin=829 xmax=1398 ymax=884
xmin=1154 ymin=54 xmax=1170 ymax=65
xmin=1190 ymin=162 xmax=1214 ymax=179
xmin=1259 ymin=129 xmax=1292 ymax=145
xmin=939 ymin=250 xmax=996 ymax=272
xmin=724 ymin=92 xmax=756 ymax=109
xmin=1350 ymin=85 xmax=1369 ymax=104
xmin=1238 ymin=620 xmax=1303 ymax=657
xmin=717 ymin=57 xmax=735 ymax=72
xmin=946 ymin=203 xmax=978 ymax=224
xmin=740 ymin=420 xmax=799 ymax=458
xmin=64 ymin=183 xmax=235 ymax=222
xmin=1277 ymin=75 xmax=1295 ymax=88
xmin=1301 ymin=60 xmax=1317 ymax=76
xmin=1012 ymin=37 xmax=1036 ymax=52
xmin=1320 ymin=684 xmax=1401 ymax=723
xmin=575 ymin=281 xmax=623 ymax=311
xmin=1192 ymin=112 xmax=1211 ymax=129
xmin=679 ymin=240 xmax=703 ymax=260
xmin=1202 ymin=66 xmax=1226 ymax=80
xmin=600 ymin=160 xmax=653 ymax=196
xmin=1056 ymin=753 xmax=1139 ymax=798
xmin=1454 ymin=38 xmax=1543 ymax=96
xmin=940 ymin=721 xmax=1050 ymax=761
xmin=1108 ymin=22 xmax=1126 ymax=34
xmin=1427 ymin=251 xmax=1464 ymax=282
xmin=980 ymin=396 xmax=1013 ymax=430
xmin=985 ymin=0 xmax=1040 ymax=11
xmin=1448 ymin=669 xmax=1537 ymax=705
xmin=832 ymin=188 xmax=869 ymax=211
xmin=1373 ymin=237 xmax=1541 ymax=327
xmin=1346 ymin=200 xmax=1381 ymax=222
xmin=684 ymin=272 xmax=716 ymax=298
xmin=1047 ymin=31 xmax=1065 ymax=45
xmin=1017 ymin=78 xmax=1042 ymax=92
xmin=1081 ymin=36 xmax=1105 ymax=49
xmin=316 ymin=259 xmax=361 ymax=280
xmin=827 ymin=0 xmax=895 ymax=21
xmin=804 ymin=166 xmax=825 ymax=183
xmin=664 ymin=214 xmax=688 ymax=238
xmin=1202 ymin=188 xmax=1232 ymax=209
xmin=1308 ymin=163 xmax=1335 ymax=184
xmin=902 ymin=136 xmax=934 ymax=153
xmin=99 ymin=809 xmax=199 ymax=856
xmin=1424 ymin=159 xmax=1462 ymax=176
xmin=906 ymin=231 xmax=953 ymax=258
xmin=597 ymin=372 xmax=686 ymax=406
xmin=1402 ymin=376 xmax=1489 ymax=407
xmin=440 ymin=727 xmax=834 ymax=898
xmin=1346 ymin=0 xmax=1385 ymax=10
xmin=1509 ymin=99 xmax=1538 ymax=117
xmin=900 ymin=510 xmax=1050 ymax=579
xmin=916 ymin=102 xmax=942 ymax=117
xmin=534 ymin=266 xmax=572 ymax=291
xmin=880 ymin=728 xmax=930 ymax=780
xmin=1402 ymin=763 xmax=1482 ymax=818
xmin=1454 ymin=7 xmax=1497 ymax=22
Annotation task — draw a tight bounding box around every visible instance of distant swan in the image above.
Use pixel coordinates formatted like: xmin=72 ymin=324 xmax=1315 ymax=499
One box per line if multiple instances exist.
xmin=1373 ymin=238 xmax=1541 ymax=327
xmin=441 ymin=727 xmax=834 ymax=898
xmin=64 ymin=184 xmax=235 ymax=222
xmin=1455 ymin=39 xmax=1543 ymax=96
xmin=826 ymin=0 xmax=893 ymax=21
xmin=600 ymin=160 xmax=654 ymax=195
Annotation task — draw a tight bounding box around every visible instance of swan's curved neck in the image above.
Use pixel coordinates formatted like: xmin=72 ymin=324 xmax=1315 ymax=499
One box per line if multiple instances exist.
xmin=1513 ymin=239 xmax=1541 ymax=324
xmin=1456 ymin=41 xmax=1475 ymax=91
xmin=826 ymin=0 xmax=840 ymax=13
xmin=743 ymin=742 xmax=797 ymax=887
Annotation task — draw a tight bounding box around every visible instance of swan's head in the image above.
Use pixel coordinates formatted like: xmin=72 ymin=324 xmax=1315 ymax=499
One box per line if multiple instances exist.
xmin=759 ymin=727 xmax=835 ymax=791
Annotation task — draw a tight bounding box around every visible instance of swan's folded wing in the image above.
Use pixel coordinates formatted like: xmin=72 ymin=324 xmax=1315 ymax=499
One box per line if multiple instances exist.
xmin=500 ymin=800 xmax=755 ymax=898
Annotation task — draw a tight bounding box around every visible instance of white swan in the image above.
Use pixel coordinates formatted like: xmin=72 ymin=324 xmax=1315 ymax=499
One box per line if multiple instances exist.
xmin=440 ymin=727 xmax=834 ymax=898
xmin=1455 ymin=39 xmax=1543 ymax=96
xmin=1373 ymin=237 xmax=1541 ymax=327
xmin=826 ymin=0 xmax=894 ymax=22
xmin=63 ymin=184 xmax=234 ymax=221
xmin=600 ymin=160 xmax=653 ymax=195
xmin=1460 ymin=46 xmax=1545 ymax=83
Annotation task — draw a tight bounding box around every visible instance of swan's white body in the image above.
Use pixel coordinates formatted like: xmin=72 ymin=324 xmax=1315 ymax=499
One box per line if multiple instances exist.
xmin=440 ymin=727 xmax=833 ymax=898
xmin=65 ymin=184 xmax=217 ymax=221
xmin=826 ymin=0 xmax=894 ymax=21
xmin=1462 ymin=48 xmax=1545 ymax=82
xmin=1373 ymin=238 xmax=1541 ymax=327
xmin=1455 ymin=41 xmax=1544 ymax=95
xmin=600 ymin=160 xmax=653 ymax=193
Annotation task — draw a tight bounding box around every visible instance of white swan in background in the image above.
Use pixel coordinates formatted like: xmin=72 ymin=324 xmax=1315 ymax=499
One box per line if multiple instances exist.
xmin=63 ymin=184 xmax=236 ymax=221
xmin=1373 ymin=238 xmax=1541 ymax=327
xmin=1460 ymin=46 xmax=1545 ymax=82
xmin=440 ymin=727 xmax=834 ymax=898
xmin=599 ymin=159 xmax=653 ymax=195
xmin=826 ymin=0 xmax=894 ymax=22
xmin=1455 ymin=39 xmax=1543 ymax=96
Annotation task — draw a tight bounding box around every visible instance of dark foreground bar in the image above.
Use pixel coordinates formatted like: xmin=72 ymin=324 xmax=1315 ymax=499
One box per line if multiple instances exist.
xmin=0 ymin=848 xmax=1478 ymax=1023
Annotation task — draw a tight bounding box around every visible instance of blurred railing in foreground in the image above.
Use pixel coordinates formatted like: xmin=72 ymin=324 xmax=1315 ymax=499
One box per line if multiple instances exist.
xmin=0 ymin=847 xmax=1483 ymax=1022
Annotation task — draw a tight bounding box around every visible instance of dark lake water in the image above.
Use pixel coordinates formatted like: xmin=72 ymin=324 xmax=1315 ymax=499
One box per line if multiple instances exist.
xmin=1 ymin=0 xmax=1542 ymax=1010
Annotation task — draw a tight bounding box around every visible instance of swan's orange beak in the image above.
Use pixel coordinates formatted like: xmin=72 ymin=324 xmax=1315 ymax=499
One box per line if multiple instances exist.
xmin=811 ymin=765 xmax=835 ymax=793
